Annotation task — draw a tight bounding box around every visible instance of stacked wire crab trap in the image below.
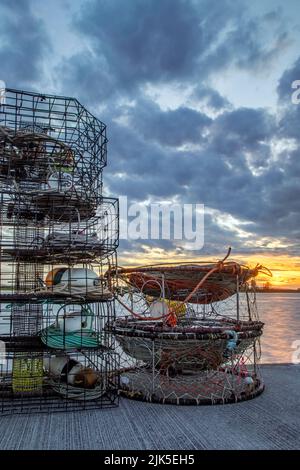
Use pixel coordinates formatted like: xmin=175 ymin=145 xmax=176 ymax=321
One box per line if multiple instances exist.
xmin=109 ymin=248 xmax=271 ymax=405
xmin=0 ymin=88 xmax=119 ymax=414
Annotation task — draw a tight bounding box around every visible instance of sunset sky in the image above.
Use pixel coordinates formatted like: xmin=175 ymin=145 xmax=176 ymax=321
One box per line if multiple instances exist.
xmin=1 ymin=0 xmax=300 ymax=287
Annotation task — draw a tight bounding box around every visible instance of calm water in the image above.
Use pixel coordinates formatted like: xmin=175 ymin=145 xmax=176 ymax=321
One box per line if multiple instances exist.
xmin=257 ymin=293 xmax=300 ymax=363
xmin=0 ymin=292 xmax=299 ymax=364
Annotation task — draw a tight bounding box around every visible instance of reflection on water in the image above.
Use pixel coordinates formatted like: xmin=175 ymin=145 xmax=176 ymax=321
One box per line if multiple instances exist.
xmin=0 ymin=293 xmax=299 ymax=364
xmin=257 ymin=293 xmax=300 ymax=364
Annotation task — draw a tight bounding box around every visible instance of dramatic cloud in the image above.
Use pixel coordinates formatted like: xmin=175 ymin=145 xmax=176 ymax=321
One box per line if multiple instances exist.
xmin=59 ymin=0 xmax=288 ymax=103
xmin=0 ymin=0 xmax=299 ymax=262
xmin=191 ymin=85 xmax=231 ymax=111
xmin=103 ymin=87 xmax=300 ymax=252
xmin=208 ymin=107 xmax=276 ymax=169
xmin=277 ymin=57 xmax=300 ymax=141
xmin=0 ymin=0 xmax=50 ymax=87
xmin=277 ymin=56 xmax=300 ymax=102
xmin=123 ymin=98 xmax=212 ymax=147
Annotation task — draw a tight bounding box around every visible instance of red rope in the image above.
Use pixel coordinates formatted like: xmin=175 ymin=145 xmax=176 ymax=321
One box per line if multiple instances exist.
xmin=113 ymin=248 xmax=272 ymax=325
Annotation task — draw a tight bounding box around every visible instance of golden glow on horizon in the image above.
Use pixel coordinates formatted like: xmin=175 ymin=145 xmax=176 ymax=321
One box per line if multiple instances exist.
xmin=118 ymin=248 xmax=300 ymax=289
xmin=243 ymin=254 xmax=300 ymax=289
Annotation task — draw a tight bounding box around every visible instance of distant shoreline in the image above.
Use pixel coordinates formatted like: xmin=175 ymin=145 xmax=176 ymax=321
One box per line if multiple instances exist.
xmin=256 ymin=289 xmax=300 ymax=294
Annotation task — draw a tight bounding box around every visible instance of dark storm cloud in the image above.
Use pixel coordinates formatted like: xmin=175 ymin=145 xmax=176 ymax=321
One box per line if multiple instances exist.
xmin=1 ymin=0 xmax=297 ymax=256
xmin=57 ymin=51 xmax=116 ymax=103
xmin=277 ymin=56 xmax=300 ymax=102
xmin=191 ymin=85 xmax=231 ymax=111
xmin=211 ymin=108 xmax=276 ymax=150
xmin=59 ymin=0 xmax=287 ymax=104
xmin=256 ymin=56 xmax=300 ymax=243
xmin=125 ymin=98 xmax=212 ymax=147
xmin=283 ymin=149 xmax=300 ymax=178
xmin=277 ymin=57 xmax=300 ymax=142
xmin=117 ymin=212 xmax=249 ymax=259
xmin=73 ymin=0 xmax=211 ymax=90
xmin=209 ymin=107 xmax=276 ymax=167
xmin=204 ymin=18 xmax=289 ymax=73
xmin=56 ymin=0 xmax=292 ymax=254
xmin=103 ymin=91 xmax=300 ymax=250
xmin=104 ymin=105 xmax=276 ymax=209
xmin=0 ymin=0 xmax=50 ymax=87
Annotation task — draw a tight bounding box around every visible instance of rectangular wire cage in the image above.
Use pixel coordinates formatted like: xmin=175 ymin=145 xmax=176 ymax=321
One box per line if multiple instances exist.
xmin=0 ymin=88 xmax=120 ymax=414
xmin=0 ymin=88 xmax=107 ymax=197
xmin=0 ymin=193 xmax=119 ymax=264
xmin=0 ymin=349 xmax=119 ymax=415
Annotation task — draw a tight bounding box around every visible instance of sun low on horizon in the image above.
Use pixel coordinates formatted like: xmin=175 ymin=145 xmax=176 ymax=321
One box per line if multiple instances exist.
xmin=117 ymin=250 xmax=300 ymax=289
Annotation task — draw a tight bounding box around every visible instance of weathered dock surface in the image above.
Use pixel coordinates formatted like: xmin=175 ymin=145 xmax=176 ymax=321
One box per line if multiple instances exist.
xmin=0 ymin=364 xmax=299 ymax=450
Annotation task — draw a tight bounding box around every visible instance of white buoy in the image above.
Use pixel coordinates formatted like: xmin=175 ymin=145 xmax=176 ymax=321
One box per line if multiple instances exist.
xmin=149 ymin=300 xmax=169 ymax=319
xmin=60 ymin=268 xmax=100 ymax=288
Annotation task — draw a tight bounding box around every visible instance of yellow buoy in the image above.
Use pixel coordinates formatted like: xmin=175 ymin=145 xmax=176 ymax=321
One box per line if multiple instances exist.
xmin=12 ymin=353 xmax=43 ymax=393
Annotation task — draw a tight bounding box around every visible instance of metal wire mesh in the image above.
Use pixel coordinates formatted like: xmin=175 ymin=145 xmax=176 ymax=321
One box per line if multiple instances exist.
xmin=110 ymin=266 xmax=265 ymax=405
xmin=0 ymin=88 xmax=119 ymax=414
